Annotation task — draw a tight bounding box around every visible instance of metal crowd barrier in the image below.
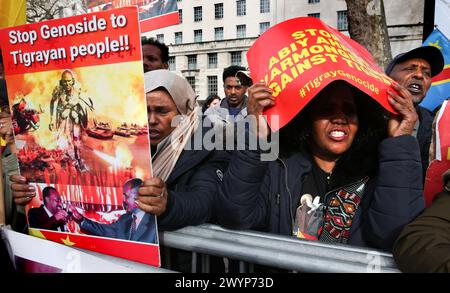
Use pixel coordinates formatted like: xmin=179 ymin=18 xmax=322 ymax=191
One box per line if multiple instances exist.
xmin=159 ymin=224 xmax=400 ymax=273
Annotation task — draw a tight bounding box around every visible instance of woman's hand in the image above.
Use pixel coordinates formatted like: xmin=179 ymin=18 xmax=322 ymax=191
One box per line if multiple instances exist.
xmin=10 ymin=174 xmax=35 ymax=206
xmin=136 ymin=177 xmax=168 ymax=216
xmin=0 ymin=112 xmax=14 ymax=147
xmin=387 ymin=82 xmax=418 ymax=137
xmin=247 ymin=82 xmax=275 ymax=138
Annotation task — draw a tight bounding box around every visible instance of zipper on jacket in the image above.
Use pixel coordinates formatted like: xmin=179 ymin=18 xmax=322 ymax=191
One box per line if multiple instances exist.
xmin=277 ymin=158 xmax=295 ymax=232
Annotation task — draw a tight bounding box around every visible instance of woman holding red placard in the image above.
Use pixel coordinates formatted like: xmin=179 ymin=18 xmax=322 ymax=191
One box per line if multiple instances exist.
xmin=216 ymin=79 xmax=424 ymax=251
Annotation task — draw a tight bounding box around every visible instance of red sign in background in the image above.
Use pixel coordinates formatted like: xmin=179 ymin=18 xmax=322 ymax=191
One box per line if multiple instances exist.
xmin=247 ymin=17 xmax=395 ymax=131
xmin=424 ymin=100 xmax=450 ymax=206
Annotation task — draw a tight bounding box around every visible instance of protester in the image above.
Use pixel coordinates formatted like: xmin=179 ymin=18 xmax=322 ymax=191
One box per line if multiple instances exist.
xmin=0 ymin=67 xmax=23 ymax=232
xmin=386 ymin=46 xmax=444 ymax=177
xmin=216 ymin=79 xmax=424 ymax=251
xmin=141 ymin=37 xmax=169 ymax=73
xmin=393 ymin=169 xmax=450 ymax=272
xmin=11 ymin=69 xmax=230 ymax=271
xmin=205 ymin=65 xmax=249 ymax=125
xmin=201 ymin=94 xmax=221 ymax=113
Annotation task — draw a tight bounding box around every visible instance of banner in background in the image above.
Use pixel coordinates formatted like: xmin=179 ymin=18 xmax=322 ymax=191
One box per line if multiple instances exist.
xmin=247 ymin=17 xmax=395 ymax=131
xmin=420 ymin=29 xmax=450 ymax=111
xmin=0 ymin=7 xmax=159 ymax=266
xmin=87 ymin=0 xmax=179 ymax=32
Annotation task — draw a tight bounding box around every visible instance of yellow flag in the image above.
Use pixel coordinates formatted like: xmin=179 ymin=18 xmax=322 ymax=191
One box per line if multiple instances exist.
xmin=0 ymin=0 xmax=26 ymax=28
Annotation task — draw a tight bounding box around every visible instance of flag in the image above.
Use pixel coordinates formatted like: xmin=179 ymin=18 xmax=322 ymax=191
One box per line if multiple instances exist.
xmin=420 ymin=29 xmax=450 ymax=111
xmin=0 ymin=0 xmax=26 ymax=28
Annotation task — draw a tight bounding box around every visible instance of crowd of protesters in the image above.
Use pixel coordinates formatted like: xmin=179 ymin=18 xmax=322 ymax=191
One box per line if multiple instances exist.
xmin=1 ymin=35 xmax=450 ymax=273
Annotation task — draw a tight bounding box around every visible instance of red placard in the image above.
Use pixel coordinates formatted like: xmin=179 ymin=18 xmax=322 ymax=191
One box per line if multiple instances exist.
xmin=424 ymin=100 xmax=450 ymax=206
xmin=247 ymin=17 xmax=395 ymax=131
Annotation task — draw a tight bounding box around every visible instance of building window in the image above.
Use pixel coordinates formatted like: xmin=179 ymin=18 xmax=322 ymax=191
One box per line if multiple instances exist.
xmin=215 ymin=27 xmax=224 ymax=41
xmin=156 ymin=34 xmax=164 ymax=44
xmin=194 ymin=29 xmax=203 ymax=42
xmin=175 ymin=32 xmax=183 ymax=44
xmin=337 ymin=10 xmax=348 ymax=31
xmin=260 ymin=0 xmax=270 ymax=13
xmin=168 ymin=56 xmax=176 ymax=71
xmin=194 ymin=6 xmax=202 ymax=22
xmin=187 ymin=55 xmax=197 ymax=70
xmin=208 ymin=76 xmax=218 ymax=95
xmin=259 ymin=22 xmax=270 ymax=34
xmin=186 ymin=76 xmax=196 ymax=91
xmin=208 ymin=53 xmax=218 ymax=69
xmin=237 ymin=0 xmax=246 ymax=16
xmin=308 ymin=0 xmax=320 ymax=3
xmin=236 ymin=24 xmax=246 ymax=38
xmin=178 ymin=9 xmax=182 ymax=23
xmin=215 ymin=3 xmax=224 ymax=19
xmin=308 ymin=13 xmax=320 ymax=18
xmin=230 ymin=51 xmax=242 ymax=65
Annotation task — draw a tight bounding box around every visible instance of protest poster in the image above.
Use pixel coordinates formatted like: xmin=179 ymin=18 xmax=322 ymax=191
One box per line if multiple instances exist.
xmin=0 ymin=7 xmax=159 ymax=266
xmin=86 ymin=0 xmax=179 ymax=32
xmin=247 ymin=17 xmax=395 ymax=131
xmin=424 ymin=100 xmax=450 ymax=206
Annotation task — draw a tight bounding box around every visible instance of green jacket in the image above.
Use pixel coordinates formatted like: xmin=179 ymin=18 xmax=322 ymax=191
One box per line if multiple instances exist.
xmin=2 ymin=148 xmax=22 ymax=230
xmin=393 ymin=190 xmax=450 ymax=273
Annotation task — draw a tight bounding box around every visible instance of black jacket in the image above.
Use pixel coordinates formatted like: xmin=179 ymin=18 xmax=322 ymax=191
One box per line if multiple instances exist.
xmin=28 ymin=205 xmax=65 ymax=231
xmin=417 ymin=105 xmax=434 ymax=178
xmin=217 ymin=135 xmax=424 ymax=251
xmin=157 ymin=125 xmax=230 ymax=231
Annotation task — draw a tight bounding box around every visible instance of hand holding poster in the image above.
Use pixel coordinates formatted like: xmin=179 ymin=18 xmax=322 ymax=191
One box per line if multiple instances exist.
xmin=0 ymin=7 xmax=159 ymax=266
xmin=247 ymin=17 xmax=395 ymax=131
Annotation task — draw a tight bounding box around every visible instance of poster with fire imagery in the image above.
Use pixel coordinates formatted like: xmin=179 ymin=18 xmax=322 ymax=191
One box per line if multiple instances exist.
xmin=0 ymin=7 xmax=160 ymax=266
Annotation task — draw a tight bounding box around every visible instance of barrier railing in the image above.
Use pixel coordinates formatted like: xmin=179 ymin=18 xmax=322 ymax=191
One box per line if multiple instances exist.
xmin=159 ymin=224 xmax=400 ymax=273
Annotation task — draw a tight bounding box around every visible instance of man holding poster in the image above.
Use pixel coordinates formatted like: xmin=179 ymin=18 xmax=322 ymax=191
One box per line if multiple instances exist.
xmin=216 ymin=17 xmax=425 ymax=251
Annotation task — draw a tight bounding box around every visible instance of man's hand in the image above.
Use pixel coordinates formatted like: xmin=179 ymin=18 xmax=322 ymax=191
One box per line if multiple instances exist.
xmin=54 ymin=209 xmax=68 ymax=224
xmin=387 ymin=82 xmax=418 ymax=137
xmin=68 ymin=204 xmax=83 ymax=223
xmin=10 ymin=175 xmax=35 ymax=206
xmin=136 ymin=177 xmax=168 ymax=216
